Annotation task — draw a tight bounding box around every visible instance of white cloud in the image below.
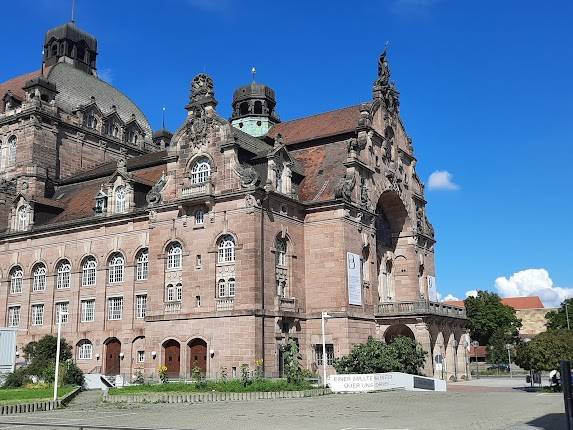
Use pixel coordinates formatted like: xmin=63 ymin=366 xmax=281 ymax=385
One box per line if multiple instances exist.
xmin=98 ymin=68 xmax=113 ymax=84
xmin=442 ymin=293 xmax=460 ymax=301
xmin=427 ymin=170 xmax=460 ymax=191
xmin=494 ymin=268 xmax=573 ymax=308
xmin=465 ymin=290 xmax=478 ymax=298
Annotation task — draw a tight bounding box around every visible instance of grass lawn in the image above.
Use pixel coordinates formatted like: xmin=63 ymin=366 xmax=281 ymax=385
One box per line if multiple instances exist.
xmin=109 ymin=379 xmax=313 ymax=395
xmin=0 ymin=385 xmax=76 ymax=405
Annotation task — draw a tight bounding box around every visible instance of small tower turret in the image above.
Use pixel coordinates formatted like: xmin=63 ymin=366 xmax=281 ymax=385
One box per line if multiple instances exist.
xmin=43 ymin=22 xmax=98 ymax=75
xmin=230 ymin=80 xmax=279 ymax=137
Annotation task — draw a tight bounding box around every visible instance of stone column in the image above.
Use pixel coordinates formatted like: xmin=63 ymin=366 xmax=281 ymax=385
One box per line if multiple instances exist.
xmin=413 ymin=321 xmax=434 ymax=377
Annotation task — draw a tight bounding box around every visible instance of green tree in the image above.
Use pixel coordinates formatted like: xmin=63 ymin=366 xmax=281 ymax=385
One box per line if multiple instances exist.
xmin=23 ymin=335 xmax=72 ymax=377
xmin=486 ymin=329 xmax=514 ymax=365
xmin=283 ymin=339 xmax=304 ymax=384
xmin=333 ymin=336 xmax=427 ymax=375
xmin=464 ymin=291 xmax=522 ymax=346
xmin=545 ymin=298 xmax=573 ymax=330
xmin=514 ymin=330 xmax=573 ymax=371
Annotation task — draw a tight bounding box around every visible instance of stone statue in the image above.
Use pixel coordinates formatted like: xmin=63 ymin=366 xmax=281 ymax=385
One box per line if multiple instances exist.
xmin=334 ymin=172 xmax=356 ymax=201
xmin=190 ymin=74 xmax=215 ymax=103
xmin=146 ymin=172 xmax=167 ymax=207
xmin=377 ymin=48 xmax=391 ymax=86
xmin=235 ymin=164 xmax=260 ymax=188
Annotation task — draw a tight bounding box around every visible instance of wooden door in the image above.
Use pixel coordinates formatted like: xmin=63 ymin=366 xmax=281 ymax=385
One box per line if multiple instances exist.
xmin=189 ymin=339 xmax=207 ymax=375
xmin=105 ymin=339 xmax=121 ymax=375
xmin=163 ymin=340 xmax=180 ymax=378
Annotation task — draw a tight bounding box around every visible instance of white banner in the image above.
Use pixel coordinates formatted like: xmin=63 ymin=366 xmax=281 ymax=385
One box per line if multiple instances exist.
xmin=347 ymin=252 xmax=362 ymax=305
xmin=427 ymin=275 xmax=437 ymax=301
xmin=328 ymin=372 xmax=446 ymax=392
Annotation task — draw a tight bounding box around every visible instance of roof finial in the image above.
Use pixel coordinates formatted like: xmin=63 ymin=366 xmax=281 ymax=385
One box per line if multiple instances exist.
xmin=162 ymin=106 xmax=166 ymax=129
xmin=71 ymin=0 xmax=76 ymax=23
xmin=251 ymin=66 xmax=256 ymax=84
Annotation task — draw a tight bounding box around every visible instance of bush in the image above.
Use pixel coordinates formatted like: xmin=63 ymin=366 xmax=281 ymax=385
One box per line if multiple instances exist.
xmin=283 ymin=340 xmax=304 ymax=385
xmin=515 ymin=329 xmax=573 ymax=372
xmin=2 ymin=367 xmax=31 ymax=388
xmin=333 ymin=336 xmax=427 ymax=375
xmin=63 ymin=360 xmax=84 ymax=386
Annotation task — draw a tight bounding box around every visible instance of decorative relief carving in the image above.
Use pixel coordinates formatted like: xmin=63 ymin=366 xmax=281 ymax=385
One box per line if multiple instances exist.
xmin=146 ymin=172 xmax=167 ymax=207
xmin=334 ymin=172 xmax=356 ymax=201
xmin=190 ymin=74 xmax=215 ymax=103
xmin=235 ymin=163 xmax=260 ymax=188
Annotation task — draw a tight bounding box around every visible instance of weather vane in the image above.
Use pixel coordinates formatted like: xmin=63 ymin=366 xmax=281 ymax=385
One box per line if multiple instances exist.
xmin=251 ymin=67 xmax=256 ymax=83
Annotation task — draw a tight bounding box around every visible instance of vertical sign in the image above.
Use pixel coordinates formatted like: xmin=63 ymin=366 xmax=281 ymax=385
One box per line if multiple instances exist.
xmin=347 ymin=252 xmax=362 ymax=305
xmin=427 ymin=276 xmax=437 ymax=301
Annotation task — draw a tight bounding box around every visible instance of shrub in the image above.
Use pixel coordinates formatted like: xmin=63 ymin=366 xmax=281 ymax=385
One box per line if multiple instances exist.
xmin=240 ymin=363 xmax=251 ymax=386
xmin=283 ymin=340 xmax=304 ymax=385
xmin=63 ymin=360 xmax=84 ymax=386
xmin=157 ymin=365 xmax=168 ymax=383
xmin=2 ymin=367 xmax=31 ymax=388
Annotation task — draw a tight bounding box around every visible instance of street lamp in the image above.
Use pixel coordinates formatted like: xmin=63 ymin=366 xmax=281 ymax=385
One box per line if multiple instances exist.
xmin=53 ymin=310 xmax=68 ymax=401
xmin=505 ymin=344 xmax=513 ymax=379
xmin=321 ymin=312 xmax=332 ymax=388
xmin=463 ymin=340 xmax=469 ymax=379
xmin=471 ymin=340 xmax=480 ymax=379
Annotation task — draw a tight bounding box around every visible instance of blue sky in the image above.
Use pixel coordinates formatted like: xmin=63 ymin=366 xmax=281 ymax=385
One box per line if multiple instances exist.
xmin=3 ymin=0 xmax=572 ymax=306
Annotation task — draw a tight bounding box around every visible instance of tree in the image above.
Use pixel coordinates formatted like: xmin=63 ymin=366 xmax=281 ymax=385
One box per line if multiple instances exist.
xmin=514 ymin=330 xmax=573 ymax=371
xmin=333 ymin=336 xmax=427 ymax=375
xmin=486 ymin=329 xmax=514 ymax=365
xmin=283 ymin=339 xmax=304 ymax=384
xmin=545 ymin=298 xmax=573 ymax=330
xmin=23 ymin=335 xmax=72 ymax=378
xmin=464 ymin=291 xmax=522 ymax=346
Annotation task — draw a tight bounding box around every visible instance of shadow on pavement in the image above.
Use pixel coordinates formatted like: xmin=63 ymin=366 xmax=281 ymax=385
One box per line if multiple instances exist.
xmin=526 ymin=413 xmax=566 ymax=429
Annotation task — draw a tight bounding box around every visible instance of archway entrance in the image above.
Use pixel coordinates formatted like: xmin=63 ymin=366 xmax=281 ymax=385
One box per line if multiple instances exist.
xmin=104 ymin=338 xmax=121 ymax=375
xmin=188 ymin=338 xmax=207 ymax=375
xmin=163 ymin=339 xmax=181 ymax=378
xmin=384 ymin=324 xmax=415 ymax=344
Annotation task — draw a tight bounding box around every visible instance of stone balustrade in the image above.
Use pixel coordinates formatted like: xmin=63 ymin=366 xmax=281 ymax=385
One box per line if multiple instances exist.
xmin=216 ymin=297 xmax=234 ymax=311
xmin=376 ymin=301 xmax=466 ymax=319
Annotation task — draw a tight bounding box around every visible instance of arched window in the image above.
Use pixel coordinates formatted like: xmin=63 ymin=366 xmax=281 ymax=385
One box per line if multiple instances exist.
xmin=77 ymin=340 xmax=93 ymax=360
xmin=115 ymin=186 xmax=126 ymax=213
xmin=8 ymin=136 xmax=17 ymax=165
xmin=136 ymin=249 xmax=149 ymax=281
xmin=51 ymin=44 xmax=58 ymax=57
xmin=10 ymin=267 xmax=23 ymax=294
xmin=166 ymin=284 xmax=175 ymax=302
xmin=57 ymin=260 xmax=71 ymax=289
xmin=167 ymin=242 xmax=182 ymax=269
xmin=82 ymin=257 xmax=97 ymax=286
xmin=218 ymin=235 xmax=235 ymax=263
xmin=217 ymin=279 xmax=226 ymax=298
xmin=276 ymin=165 xmax=284 ymax=193
xmin=190 ymin=159 xmax=211 ymax=184
xmin=254 ymin=100 xmax=263 ymax=115
xmin=275 ymin=238 xmax=287 ymax=267
xmin=239 ymin=102 xmax=249 ymax=115
xmin=84 ymin=114 xmax=97 ymax=129
xmin=176 ymin=283 xmax=182 ymax=301
xmin=16 ymin=205 xmax=28 ymax=231
xmin=195 ymin=209 xmax=204 ymax=225
xmin=228 ymin=278 xmax=235 ymax=297
xmin=32 ymin=264 xmax=46 ymax=292
xmin=108 ymin=253 xmax=124 ymax=283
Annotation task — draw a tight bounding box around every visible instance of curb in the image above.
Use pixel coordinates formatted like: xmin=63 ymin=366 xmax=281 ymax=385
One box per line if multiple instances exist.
xmin=0 ymin=386 xmax=82 ymax=416
xmin=103 ymin=388 xmax=331 ymax=404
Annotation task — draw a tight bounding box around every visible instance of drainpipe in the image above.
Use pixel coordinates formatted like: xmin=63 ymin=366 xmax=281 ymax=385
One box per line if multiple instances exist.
xmin=260 ymin=191 xmax=269 ymax=376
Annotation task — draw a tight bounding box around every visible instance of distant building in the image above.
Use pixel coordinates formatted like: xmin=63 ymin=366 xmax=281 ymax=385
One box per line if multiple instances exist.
xmin=0 ymin=21 xmax=468 ymax=381
xmin=444 ymin=296 xmax=554 ymax=339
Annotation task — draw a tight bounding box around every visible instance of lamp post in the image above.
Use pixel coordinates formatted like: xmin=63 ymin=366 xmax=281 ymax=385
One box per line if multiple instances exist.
xmin=321 ymin=312 xmax=332 ymax=388
xmin=566 ymin=302 xmax=571 ymax=330
xmin=53 ymin=311 xmax=68 ymax=401
xmin=505 ymin=344 xmax=513 ymax=379
xmin=464 ymin=340 xmax=469 ymax=379
xmin=471 ymin=340 xmax=479 ymax=379
xmin=453 ymin=339 xmax=458 ymax=381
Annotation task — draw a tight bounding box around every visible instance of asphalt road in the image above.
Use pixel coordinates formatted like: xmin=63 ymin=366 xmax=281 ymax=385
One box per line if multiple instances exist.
xmin=0 ymin=378 xmax=566 ymax=430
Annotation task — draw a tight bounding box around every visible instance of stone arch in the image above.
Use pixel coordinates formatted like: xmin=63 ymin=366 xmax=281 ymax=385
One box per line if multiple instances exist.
xmin=162 ymin=339 xmax=181 ymax=378
xmin=188 ymin=338 xmax=208 ymax=376
xmin=103 ymin=337 xmax=122 ymax=376
xmin=432 ymin=331 xmax=445 ymax=379
xmin=384 ymin=324 xmax=415 ymax=343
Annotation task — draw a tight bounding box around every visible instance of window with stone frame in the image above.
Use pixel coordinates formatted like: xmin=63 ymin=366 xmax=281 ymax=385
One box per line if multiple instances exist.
xmin=275 ymin=237 xmax=289 ymax=298
xmin=314 ymin=344 xmax=334 ymax=366
xmin=8 ymin=135 xmax=17 ymax=165
xmin=82 ymin=257 xmax=97 ymax=286
xmin=166 ymin=284 xmax=175 ymax=302
xmin=190 ymin=158 xmax=211 ymax=184
xmin=114 ymin=186 xmax=126 ymax=213
xmin=8 ymin=306 xmax=20 ymax=327
xmin=108 ymin=253 xmax=125 ymax=283
xmin=136 ymin=294 xmax=147 ymax=319
xmin=217 ymin=235 xmax=235 ymax=263
xmin=84 ymin=113 xmax=98 ymax=130
xmin=136 ymin=249 xmax=149 ymax=281
xmin=56 ymin=260 xmax=71 ymax=289
xmin=137 ymin=350 xmax=145 ymax=363
xmin=55 ymin=301 xmax=69 ymax=324
xmin=16 ymin=205 xmax=29 ymax=231
xmin=195 ymin=209 xmax=205 ymax=225
xmin=81 ymin=299 xmax=95 ymax=322
xmin=78 ymin=340 xmax=93 ymax=360
xmin=107 ymin=296 xmax=123 ymax=320
xmin=32 ymin=263 xmax=47 ymax=292
xmin=10 ymin=267 xmax=23 ymax=294
xmin=167 ymin=242 xmax=182 ymax=270
xmin=31 ymin=304 xmax=44 ymax=326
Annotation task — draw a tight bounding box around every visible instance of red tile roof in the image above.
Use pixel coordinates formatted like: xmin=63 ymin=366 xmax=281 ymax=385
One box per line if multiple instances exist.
xmin=442 ymin=296 xmax=545 ymax=310
xmin=0 ymin=69 xmax=46 ymax=112
xmin=267 ymin=105 xmax=361 ymax=145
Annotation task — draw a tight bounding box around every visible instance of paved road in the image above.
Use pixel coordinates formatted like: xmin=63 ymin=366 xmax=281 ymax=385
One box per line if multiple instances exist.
xmin=0 ymin=379 xmax=565 ymax=430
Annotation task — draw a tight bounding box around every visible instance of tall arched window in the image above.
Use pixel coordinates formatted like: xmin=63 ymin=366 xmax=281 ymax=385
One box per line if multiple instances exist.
xmin=16 ymin=205 xmax=29 ymax=231
xmin=275 ymin=237 xmax=289 ymax=298
xmin=108 ymin=253 xmax=124 ymax=283
xmin=77 ymin=340 xmax=93 ymax=360
xmin=82 ymin=257 xmax=97 ymax=286
xmin=136 ymin=249 xmax=149 ymax=281
xmin=32 ymin=264 xmax=46 ymax=292
xmin=166 ymin=284 xmax=175 ymax=302
xmin=176 ymin=283 xmax=182 ymax=301
xmin=191 ymin=159 xmax=211 ymax=184
xmin=275 ymin=238 xmax=287 ymax=267
xmin=195 ymin=209 xmax=204 ymax=225
xmin=218 ymin=235 xmax=235 ymax=263
xmin=115 ymin=186 xmax=126 ymax=213
xmin=57 ymin=260 xmax=71 ymax=289
xmin=167 ymin=242 xmax=182 ymax=270
xmin=8 ymin=136 xmax=17 ymax=165
xmin=10 ymin=267 xmax=23 ymax=294
xmin=217 ymin=279 xmax=226 ymax=298
xmin=228 ymin=278 xmax=235 ymax=297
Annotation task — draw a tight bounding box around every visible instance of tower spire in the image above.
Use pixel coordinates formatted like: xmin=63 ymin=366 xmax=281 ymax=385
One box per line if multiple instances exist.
xmin=71 ymin=0 xmax=76 ymax=23
xmin=251 ymin=67 xmax=256 ymax=84
xmin=162 ymin=107 xmax=166 ymax=129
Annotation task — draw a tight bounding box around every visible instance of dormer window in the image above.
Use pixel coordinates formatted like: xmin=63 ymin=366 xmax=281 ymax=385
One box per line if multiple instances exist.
xmin=191 ymin=159 xmax=211 ymax=184
xmin=8 ymin=135 xmax=17 ymax=165
xmin=84 ymin=113 xmax=97 ymax=129
xmin=115 ymin=186 xmax=126 ymax=213
xmin=16 ymin=205 xmax=29 ymax=231
xmin=95 ymin=189 xmax=108 ymax=214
